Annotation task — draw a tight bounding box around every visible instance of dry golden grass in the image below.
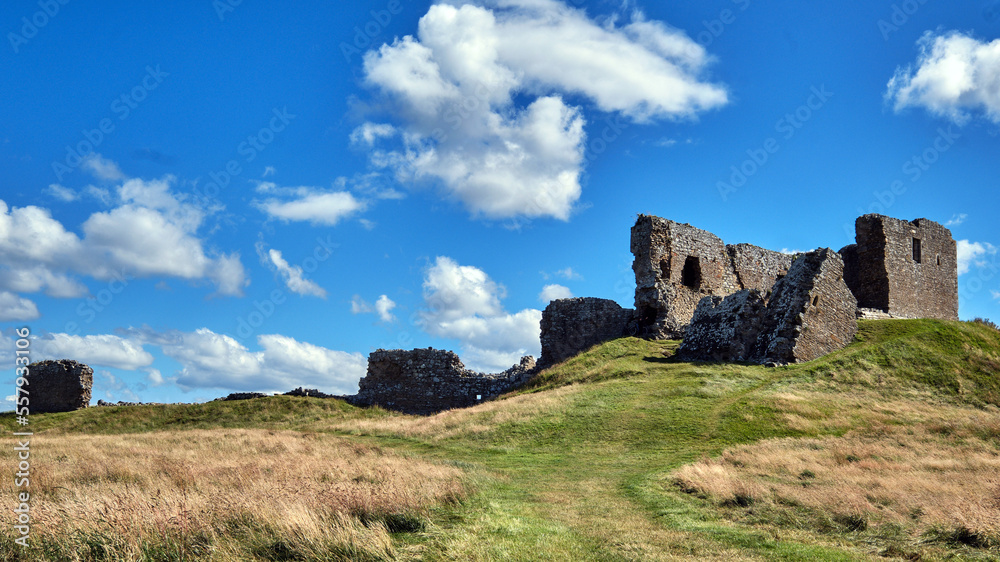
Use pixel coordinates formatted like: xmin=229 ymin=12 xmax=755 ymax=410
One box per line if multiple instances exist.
xmin=673 ymin=412 xmax=1000 ymax=544
xmin=2 ymin=428 xmax=465 ymax=560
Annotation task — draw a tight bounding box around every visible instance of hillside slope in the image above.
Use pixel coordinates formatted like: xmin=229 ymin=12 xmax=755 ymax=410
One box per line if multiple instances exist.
xmin=3 ymin=319 xmax=999 ymax=561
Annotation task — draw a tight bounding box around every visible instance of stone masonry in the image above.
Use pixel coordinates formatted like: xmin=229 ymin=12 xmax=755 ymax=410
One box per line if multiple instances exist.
xmin=678 ymin=249 xmax=858 ymax=364
xmin=840 ymin=215 xmax=958 ymax=320
xmin=352 ymin=348 xmax=536 ymax=415
xmin=631 ymin=216 xmax=740 ymax=339
xmin=25 ymin=359 xmax=93 ymax=413
xmin=538 ymin=297 xmax=634 ymax=368
xmin=631 ymin=215 xmax=792 ymax=339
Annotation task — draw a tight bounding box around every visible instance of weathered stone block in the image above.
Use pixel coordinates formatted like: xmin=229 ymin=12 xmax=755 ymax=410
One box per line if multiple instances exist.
xmin=539 ymin=297 xmax=633 ymax=368
xmin=726 ymin=243 xmax=793 ymax=296
xmin=25 ymin=359 xmax=93 ymax=413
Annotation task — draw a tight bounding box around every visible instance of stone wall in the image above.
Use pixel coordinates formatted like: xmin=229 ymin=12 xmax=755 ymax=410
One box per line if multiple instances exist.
xmin=843 ymin=215 xmax=958 ymax=320
xmin=631 ymin=215 xmax=740 ymax=339
xmin=676 ymin=290 xmax=768 ymax=362
xmin=726 ymin=243 xmax=794 ymax=296
xmin=352 ymin=348 xmax=536 ymax=415
xmin=539 ymin=297 xmax=634 ymax=368
xmin=754 ymin=248 xmax=858 ymax=363
xmin=25 ymin=359 xmax=93 ymax=413
xmin=678 ymin=249 xmax=858 ymax=364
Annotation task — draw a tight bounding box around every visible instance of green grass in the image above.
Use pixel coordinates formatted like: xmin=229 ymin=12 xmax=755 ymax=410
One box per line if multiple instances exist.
xmin=5 ymin=319 xmax=1000 ymax=560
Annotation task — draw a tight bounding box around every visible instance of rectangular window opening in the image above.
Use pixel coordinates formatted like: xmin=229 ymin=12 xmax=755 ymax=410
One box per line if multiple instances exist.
xmin=912 ymin=238 xmax=922 ymax=264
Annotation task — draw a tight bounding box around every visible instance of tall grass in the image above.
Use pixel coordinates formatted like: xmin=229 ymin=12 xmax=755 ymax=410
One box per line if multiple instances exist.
xmin=0 ymin=429 xmax=465 ymax=561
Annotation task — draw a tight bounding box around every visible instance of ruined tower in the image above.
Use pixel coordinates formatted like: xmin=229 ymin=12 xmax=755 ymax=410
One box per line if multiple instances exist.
xmin=839 ymin=215 xmax=958 ymax=321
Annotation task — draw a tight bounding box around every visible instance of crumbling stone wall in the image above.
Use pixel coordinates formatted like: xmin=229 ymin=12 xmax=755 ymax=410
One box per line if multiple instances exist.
xmin=631 ymin=216 xmax=795 ymax=339
xmin=25 ymin=359 xmax=93 ymax=413
xmin=352 ymin=348 xmax=536 ymax=415
xmin=678 ymin=249 xmax=858 ymax=364
xmin=676 ymin=290 xmax=768 ymax=362
xmin=539 ymin=297 xmax=634 ymax=368
xmin=631 ymin=215 xmax=740 ymax=339
xmin=753 ymin=248 xmax=858 ymax=363
xmin=841 ymin=215 xmax=958 ymax=320
xmin=727 ymin=243 xmax=793 ymax=296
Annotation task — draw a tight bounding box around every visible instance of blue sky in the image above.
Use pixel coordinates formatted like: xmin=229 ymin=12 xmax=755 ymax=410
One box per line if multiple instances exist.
xmin=1 ymin=0 xmax=998 ymax=407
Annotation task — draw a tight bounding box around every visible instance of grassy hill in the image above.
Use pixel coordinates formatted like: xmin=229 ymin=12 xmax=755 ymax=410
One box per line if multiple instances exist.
xmin=3 ymin=319 xmax=1000 ymax=561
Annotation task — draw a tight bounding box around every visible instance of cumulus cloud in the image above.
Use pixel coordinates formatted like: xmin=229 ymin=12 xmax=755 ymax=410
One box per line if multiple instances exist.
xmin=957 ymin=239 xmax=998 ymax=275
xmin=354 ymin=0 xmax=727 ymax=220
xmin=256 ymin=242 xmax=327 ymax=298
xmin=886 ymin=31 xmax=1000 ymax=124
xmin=0 ymin=170 xmax=248 ymax=306
xmin=0 ymin=291 xmax=39 ymax=321
xmin=32 ymin=333 xmax=154 ymax=370
xmin=132 ymin=327 xmax=366 ymax=394
xmin=992 ymin=290 xmax=1000 ymax=301
xmin=375 ymin=295 xmax=397 ymax=323
xmin=82 ymin=153 xmax=126 ymax=182
xmin=539 ymin=284 xmax=573 ymax=303
xmin=351 ymin=294 xmax=397 ymax=323
xmin=254 ymin=183 xmax=365 ymax=226
xmin=419 ymin=256 xmax=541 ymax=371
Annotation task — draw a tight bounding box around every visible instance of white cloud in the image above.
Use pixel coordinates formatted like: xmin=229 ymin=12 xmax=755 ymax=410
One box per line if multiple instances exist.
xmin=351 ymin=294 xmax=397 ymax=323
xmin=139 ymin=328 xmax=366 ymax=394
xmin=257 ymin=243 xmax=327 ymax=298
xmin=262 ymin=166 xmax=276 ymax=177
xmin=991 ymin=290 xmax=1000 ymax=301
xmin=356 ymin=0 xmax=727 ymax=220
xmin=146 ymin=368 xmax=166 ymax=387
xmin=350 ymin=123 xmax=396 ymax=146
xmin=375 ymin=294 xmax=397 ymax=323
xmin=945 ymin=213 xmax=968 ymax=227
xmin=256 ymin=188 xmax=365 ymax=226
xmin=420 ymin=256 xmax=541 ymax=371
xmin=351 ymin=294 xmax=374 ymax=314
xmin=539 ymin=284 xmax=573 ymax=303
xmin=556 ymin=267 xmax=581 ymax=280
xmin=82 ymin=153 xmax=126 ymax=182
xmin=0 ymin=291 xmax=39 ymax=321
xmin=32 ymin=333 xmax=154 ymax=370
xmin=45 ymin=183 xmax=78 ymax=202
xmin=886 ymin=31 xmax=1000 ymax=124
xmin=0 ymin=171 xmax=248 ymax=303
xmin=957 ymin=239 xmax=998 ymax=275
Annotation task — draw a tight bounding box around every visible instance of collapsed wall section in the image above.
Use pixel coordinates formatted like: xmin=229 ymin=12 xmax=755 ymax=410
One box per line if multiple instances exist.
xmin=631 ymin=215 xmax=740 ymax=339
xmin=353 ymin=348 xmax=535 ymax=415
xmin=539 ymin=297 xmax=634 ymax=368
xmin=678 ymin=249 xmax=858 ymax=364
xmin=676 ymin=290 xmax=768 ymax=363
xmin=845 ymin=215 xmax=958 ymax=320
xmin=754 ymin=248 xmax=858 ymax=363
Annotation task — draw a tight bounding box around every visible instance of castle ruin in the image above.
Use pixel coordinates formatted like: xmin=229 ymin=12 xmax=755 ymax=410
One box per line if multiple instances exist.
xmin=350 ymin=213 xmax=958 ymax=414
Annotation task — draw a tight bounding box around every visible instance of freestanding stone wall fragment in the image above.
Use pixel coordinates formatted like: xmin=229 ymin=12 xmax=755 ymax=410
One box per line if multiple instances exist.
xmin=631 ymin=215 xmax=740 ymax=339
xmin=352 ymin=348 xmax=535 ymax=415
xmin=539 ymin=297 xmax=634 ymax=368
xmin=753 ymin=248 xmax=858 ymax=363
xmin=726 ymin=243 xmax=794 ymax=296
xmin=676 ymin=290 xmax=768 ymax=362
xmin=841 ymin=215 xmax=958 ymax=320
xmin=678 ymin=249 xmax=858 ymax=364
xmin=25 ymin=359 xmax=93 ymax=413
